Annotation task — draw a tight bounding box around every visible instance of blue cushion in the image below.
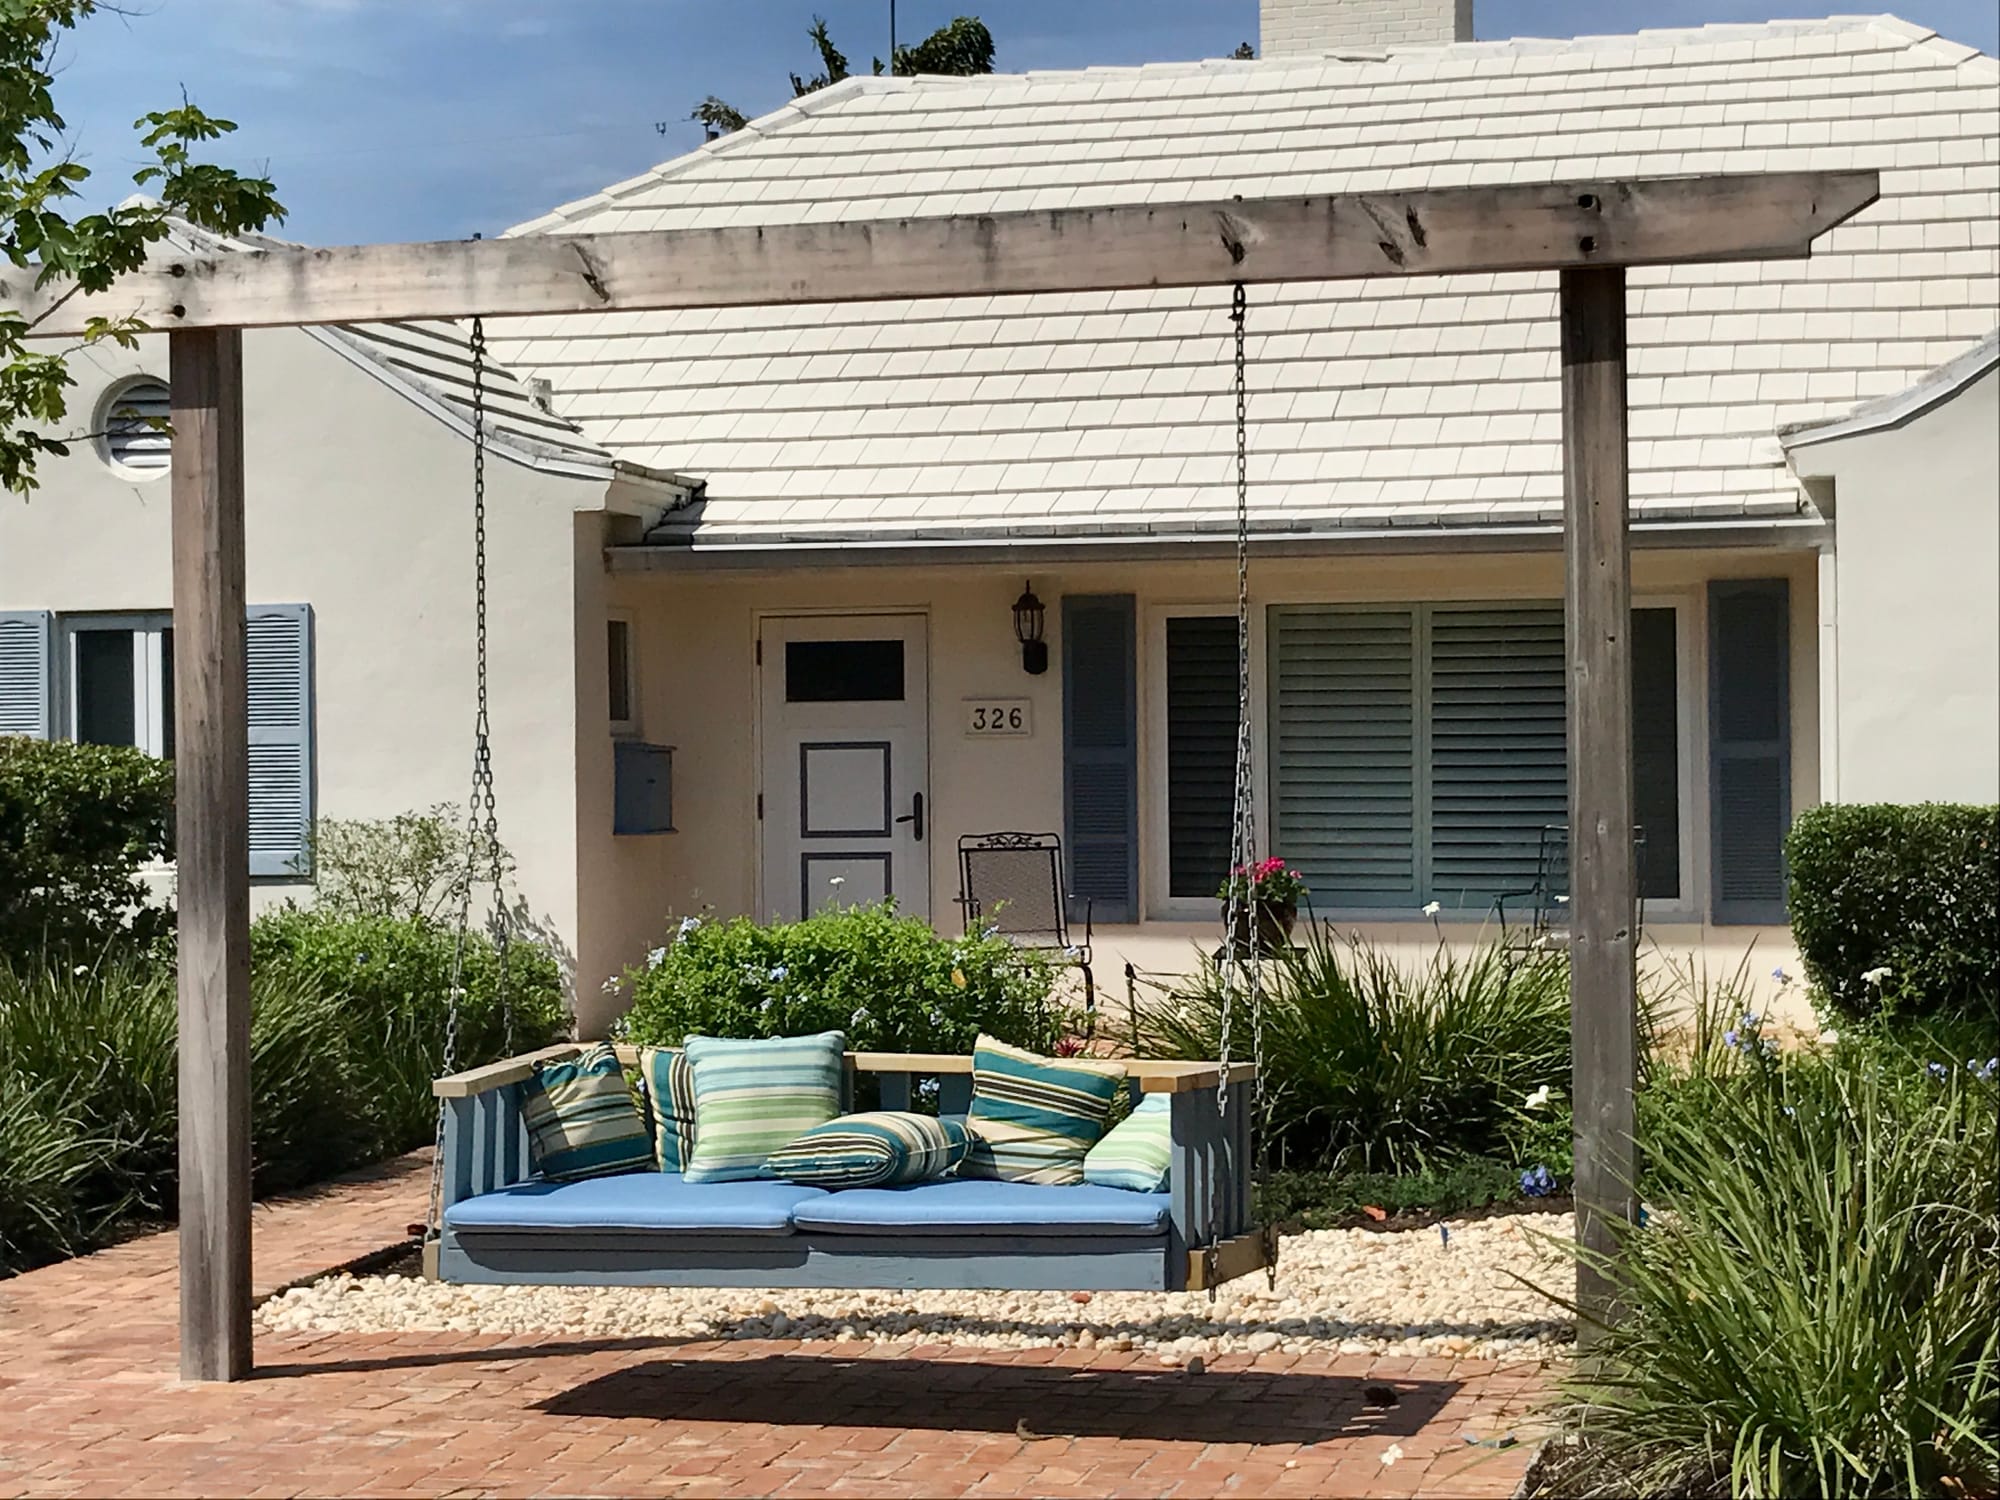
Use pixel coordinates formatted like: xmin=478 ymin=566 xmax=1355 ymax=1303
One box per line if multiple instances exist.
xmin=445 ymin=1172 xmax=828 ymax=1236
xmin=790 ymin=1178 xmax=1171 ymax=1238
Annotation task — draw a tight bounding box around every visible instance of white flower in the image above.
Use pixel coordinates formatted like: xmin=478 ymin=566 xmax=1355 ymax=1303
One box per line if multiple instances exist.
xmin=1380 ymin=1443 xmax=1404 ymax=1468
xmin=73 ymin=963 xmax=89 ymax=977
xmin=1524 ymin=1084 xmax=1553 ymax=1111
xmin=1422 ymin=901 xmax=1442 ymax=917
xmin=676 ymin=915 xmax=700 ymax=937
xmin=1818 ymin=1027 xmax=1839 ymax=1046
xmin=645 ymin=946 xmax=667 ymax=969
xmin=829 ymin=876 xmax=846 ymax=888
xmin=1860 ymin=965 xmax=1892 ymax=986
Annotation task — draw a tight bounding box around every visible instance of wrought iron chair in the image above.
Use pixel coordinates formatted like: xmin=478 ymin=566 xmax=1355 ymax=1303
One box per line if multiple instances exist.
xmin=1492 ymin=824 xmax=1649 ymax=948
xmin=956 ymin=831 xmax=1096 ymax=1032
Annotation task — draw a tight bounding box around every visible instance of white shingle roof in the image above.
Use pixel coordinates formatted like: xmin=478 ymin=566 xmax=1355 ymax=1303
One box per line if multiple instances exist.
xmin=487 ymin=16 xmax=1999 ymax=546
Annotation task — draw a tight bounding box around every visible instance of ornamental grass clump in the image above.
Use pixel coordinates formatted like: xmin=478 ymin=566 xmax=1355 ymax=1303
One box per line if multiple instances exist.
xmin=1545 ymin=1028 xmax=1999 ymax=1500
xmin=1133 ymin=928 xmax=1571 ymax=1173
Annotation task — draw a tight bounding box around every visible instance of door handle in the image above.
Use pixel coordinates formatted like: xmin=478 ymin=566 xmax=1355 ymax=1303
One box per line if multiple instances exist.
xmin=894 ymin=791 xmax=925 ymax=843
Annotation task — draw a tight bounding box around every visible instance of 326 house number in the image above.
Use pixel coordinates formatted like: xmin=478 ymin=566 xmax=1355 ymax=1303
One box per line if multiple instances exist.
xmin=963 ymin=698 xmax=1032 ymax=737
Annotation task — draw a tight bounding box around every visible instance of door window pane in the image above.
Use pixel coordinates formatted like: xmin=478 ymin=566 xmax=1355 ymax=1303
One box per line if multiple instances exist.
xmin=607 ymin=619 xmax=634 ymax=725
xmin=786 ymin=639 xmax=904 ymax=703
xmin=75 ymin=629 xmax=136 ymax=747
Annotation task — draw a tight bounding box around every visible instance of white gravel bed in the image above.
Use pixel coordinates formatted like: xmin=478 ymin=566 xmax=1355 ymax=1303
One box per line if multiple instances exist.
xmin=258 ymin=1211 xmax=1575 ymax=1364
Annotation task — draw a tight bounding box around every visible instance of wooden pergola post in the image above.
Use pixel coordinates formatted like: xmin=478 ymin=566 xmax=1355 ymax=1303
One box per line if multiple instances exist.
xmin=1560 ymin=267 xmax=1638 ymax=1346
xmin=169 ymin=328 xmax=253 ymax=1383
xmin=15 ymin=171 xmax=1866 ymax=1379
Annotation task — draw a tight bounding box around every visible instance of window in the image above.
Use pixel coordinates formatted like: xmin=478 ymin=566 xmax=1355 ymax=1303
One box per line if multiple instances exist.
xmin=785 ymin=639 xmax=905 ymax=703
xmin=65 ymin=616 xmax=174 ymax=758
xmin=97 ymin=378 xmax=172 ymax=476
xmin=1268 ymin=602 xmax=1683 ymax=912
xmin=1162 ymin=615 xmax=1237 ymax=899
xmin=607 ymin=616 xmax=637 ymax=733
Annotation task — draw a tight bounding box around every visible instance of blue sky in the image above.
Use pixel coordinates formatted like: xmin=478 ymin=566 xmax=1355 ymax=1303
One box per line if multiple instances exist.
xmin=55 ymin=0 xmax=2000 ymax=245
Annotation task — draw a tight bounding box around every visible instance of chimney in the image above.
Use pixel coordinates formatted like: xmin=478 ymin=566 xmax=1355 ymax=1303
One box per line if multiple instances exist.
xmin=1259 ymin=0 xmax=1473 ymax=55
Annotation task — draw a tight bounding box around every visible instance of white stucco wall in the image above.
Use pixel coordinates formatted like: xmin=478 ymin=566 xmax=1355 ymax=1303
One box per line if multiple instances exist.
xmin=0 ymin=330 xmax=603 ymax=1002
xmin=1260 ymin=0 xmax=1473 ymax=55
xmin=597 ymin=544 xmax=1820 ymax=1037
xmin=1791 ymin=366 xmax=2000 ymax=805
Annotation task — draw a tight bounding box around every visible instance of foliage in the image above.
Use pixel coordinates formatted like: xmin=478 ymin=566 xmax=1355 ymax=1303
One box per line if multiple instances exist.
xmin=1544 ymin=1026 xmax=1999 ymax=1500
xmin=1 ymin=1 xmax=284 ymax=493
xmin=619 ymin=902 xmax=1065 ymax=1056
xmin=693 ymin=13 xmax=993 ymax=137
xmin=0 ymin=736 xmax=174 ymax=959
xmin=1217 ymin=855 xmax=1309 ymax=906
xmin=1258 ymin=1156 xmax=1525 ymax=1230
xmin=1133 ymin=928 xmax=1572 ymax=1174
xmin=303 ymin=802 xmax=512 ymax=925
xmin=250 ymin=906 xmax=568 ymax=1150
xmin=1786 ymin=802 xmax=1999 ymax=1023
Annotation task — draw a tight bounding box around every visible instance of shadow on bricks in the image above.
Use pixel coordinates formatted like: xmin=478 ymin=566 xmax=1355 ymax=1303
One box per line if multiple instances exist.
xmin=537 ymin=1352 xmax=1459 ymax=1445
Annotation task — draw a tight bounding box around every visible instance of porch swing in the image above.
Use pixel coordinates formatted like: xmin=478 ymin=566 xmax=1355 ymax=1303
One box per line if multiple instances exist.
xmin=423 ymin=290 xmax=1275 ymax=1295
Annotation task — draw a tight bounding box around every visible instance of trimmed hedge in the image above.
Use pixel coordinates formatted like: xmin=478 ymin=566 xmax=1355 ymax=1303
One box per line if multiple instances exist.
xmin=1787 ymin=802 xmax=2000 ymax=1021
xmin=0 ymin=737 xmax=174 ymax=959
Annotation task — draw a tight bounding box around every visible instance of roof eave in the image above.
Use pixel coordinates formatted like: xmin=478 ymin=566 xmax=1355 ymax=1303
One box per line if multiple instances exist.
xmin=1781 ymin=329 xmax=2000 ymax=451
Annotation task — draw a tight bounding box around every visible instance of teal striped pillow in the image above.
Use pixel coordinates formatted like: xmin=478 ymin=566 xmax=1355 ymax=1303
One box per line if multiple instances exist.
xmin=960 ymin=1035 xmax=1127 ymax=1185
xmin=1084 ymin=1092 xmax=1171 ymax=1192
xmin=767 ymin=1111 xmax=970 ymax=1188
xmin=520 ymin=1043 xmax=651 ymax=1182
xmin=682 ymin=1031 xmax=847 ymax=1183
xmin=637 ymin=1047 xmax=698 ymax=1172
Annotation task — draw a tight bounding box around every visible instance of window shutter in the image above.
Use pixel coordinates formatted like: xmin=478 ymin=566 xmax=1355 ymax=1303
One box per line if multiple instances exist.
xmin=0 ymin=611 xmax=54 ymax=739
xmin=1270 ymin=607 xmax=1417 ymax=903
xmin=1631 ymin=608 xmax=1682 ymax=902
xmin=1062 ymin=595 xmax=1137 ymax=923
xmin=1709 ymin=579 xmax=1790 ymax=924
xmin=1427 ymin=606 xmax=1568 ymax=906
xmin=1164 ymin=616 xmax=1237 ymax=899
xmin=245 ymin=604 xmax=315 ymax=879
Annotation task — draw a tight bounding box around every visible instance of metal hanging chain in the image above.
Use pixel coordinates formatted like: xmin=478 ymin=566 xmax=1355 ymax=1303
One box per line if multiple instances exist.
xmin=427 ymin=314 xmax=512 ymax=1243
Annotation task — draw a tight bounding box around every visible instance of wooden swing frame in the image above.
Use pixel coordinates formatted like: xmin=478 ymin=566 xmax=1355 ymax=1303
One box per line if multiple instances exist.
xmin=15 ymin=167 xmax=1878 ymax=1380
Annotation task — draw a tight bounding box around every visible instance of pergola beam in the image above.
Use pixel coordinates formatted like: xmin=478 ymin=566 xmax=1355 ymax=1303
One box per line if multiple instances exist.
xmin=14 ymin=171 xmax=1875 ymax=336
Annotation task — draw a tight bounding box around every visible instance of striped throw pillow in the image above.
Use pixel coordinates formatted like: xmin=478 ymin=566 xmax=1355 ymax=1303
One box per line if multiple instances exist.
xmin=767 ymin=1111 xmax=971 ymax=1188
xmin=519 ymin=1042 xmax=651 ymax=1182
xmin=681 ymin=1031 xmax=847 ymax=1183
xmin=637 ymin=1047 xmax=698 ymax=1172
xmin=960 ymin=1035 xmax=1127 ymax=1185
xmin=1084 ymin=1092 xmax=1171 ymax=1192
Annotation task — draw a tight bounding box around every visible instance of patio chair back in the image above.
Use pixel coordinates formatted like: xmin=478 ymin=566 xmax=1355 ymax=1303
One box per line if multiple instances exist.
xmin=957 ymin=832 xmax=1070 ymax=949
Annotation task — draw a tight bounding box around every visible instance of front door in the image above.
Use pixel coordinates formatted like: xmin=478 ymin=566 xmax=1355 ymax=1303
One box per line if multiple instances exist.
xmin=760 ymin=614 xmax=930 ymax=922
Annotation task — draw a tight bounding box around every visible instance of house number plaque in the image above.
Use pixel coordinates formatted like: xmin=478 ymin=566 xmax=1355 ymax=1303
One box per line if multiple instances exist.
xmin=963 ymin=698 xmax=1033 ymax=738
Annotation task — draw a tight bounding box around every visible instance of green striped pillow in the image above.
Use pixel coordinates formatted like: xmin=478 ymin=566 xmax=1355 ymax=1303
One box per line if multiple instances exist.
xmin=681 ymin=1031 xmax=847 ymax=1184
xmin=767 ymin=1111 xmax=971 ymax=1188
xmin=960 ymin=1035 xmax=1127 ymax=1185
xmin=637 ymin=1046 xmax=698 ymax=1173
xmin=520 ymin=1042 xmax=651 ymax=1182
xmin=1084 ymin=1092 xmax=1171 ymax=1192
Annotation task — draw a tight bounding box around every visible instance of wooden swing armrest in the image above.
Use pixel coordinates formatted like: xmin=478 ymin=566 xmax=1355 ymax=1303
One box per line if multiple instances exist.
xmin=433 ymin=1043 xmax=585 ymax=1098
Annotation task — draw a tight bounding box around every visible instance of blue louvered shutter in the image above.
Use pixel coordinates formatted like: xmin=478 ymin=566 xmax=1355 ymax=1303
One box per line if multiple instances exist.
xmin=1709 ymin=580 xmax=1790 ymax=924
xmin=246 ymin=604 xmax=315 ymax=878
xmin=1062 ymin=595 xmax=1137 ymax=923
xmin=1427 ymin=606 xmax=1569 ymax=909
xmin=0 ymin=611 xmax=54 ymax=739
xmin=1164 ymin=615 xmax=1237 ymax=899
xmin=1270 ymin=607 xmax=1418 ymax=904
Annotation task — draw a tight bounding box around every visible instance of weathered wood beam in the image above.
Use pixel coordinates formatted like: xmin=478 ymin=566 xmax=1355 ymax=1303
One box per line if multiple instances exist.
xmin=12 ymin=171 xmax=1875 ymax=336
xmin=1560 ymin=266 xmax=1640 ymax=1350
xmin=171 ymin=328 xmax=253 ymax=1383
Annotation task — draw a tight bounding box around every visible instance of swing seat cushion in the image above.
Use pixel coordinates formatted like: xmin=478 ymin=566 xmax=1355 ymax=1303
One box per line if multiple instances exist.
xmin=1084 ymin=1093 xmax=1173 ymax=1193
xmin=681 ymin=1031 xmax=847 ymax=1183
xmin=519 ymin=1042 xmax=652 ymax=1182
xmin=790 ymin=1179 xmax=1171 ymax=1238
xmin=445 ymin=1172 xmax=829 ymax=1236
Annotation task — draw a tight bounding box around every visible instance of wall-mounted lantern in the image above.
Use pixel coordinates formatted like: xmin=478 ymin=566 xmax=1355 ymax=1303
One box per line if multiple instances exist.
xmin=1013 ymin=581 xmax=1048 ymax=675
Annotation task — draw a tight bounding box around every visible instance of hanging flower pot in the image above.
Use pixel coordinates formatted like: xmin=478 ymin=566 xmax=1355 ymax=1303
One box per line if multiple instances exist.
xmin=1217 ymin=858 xmax=1308 ymax=957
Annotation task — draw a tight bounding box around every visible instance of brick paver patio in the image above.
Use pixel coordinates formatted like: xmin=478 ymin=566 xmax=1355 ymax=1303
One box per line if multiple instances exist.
xmin=0 ymin=1153 xmax=1550 ymax=1498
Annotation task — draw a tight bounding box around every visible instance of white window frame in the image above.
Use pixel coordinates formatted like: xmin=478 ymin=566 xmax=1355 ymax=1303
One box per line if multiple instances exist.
xmin=1143 ymin=601 xmax=1268 ymax=922
xmin=607 ymin=610 xmax=639 ymax=737
xmin=59 ymin=612 xmax=173 ymax=758
xmin=1141 ymin=590 xmax=1700 ymax=924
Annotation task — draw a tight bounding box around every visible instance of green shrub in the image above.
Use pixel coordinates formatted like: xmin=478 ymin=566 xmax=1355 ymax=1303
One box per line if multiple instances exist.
xmin=1787 ymin=802 xmax=2000 ymax=1022
xmin=0 ymin=1079 xmax=109 ymax=1272
xmin=1547 ymin=1029 xmax=1999 ymax=1500
xmin=0 ymin=737 xmax=174 ymax=960
xmin=303 ymin=802 xmax=512 ymax=924
xmin=1258 ymin=1156 xmax=1524 ymax=1229
xmin=1133 ymin=929 xmax=1571 ymax=1174
xmin=250 ymin=907 xmax=569 ymax=1149
xmin=620 ymin=903 xmax=1064 ymax=1056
